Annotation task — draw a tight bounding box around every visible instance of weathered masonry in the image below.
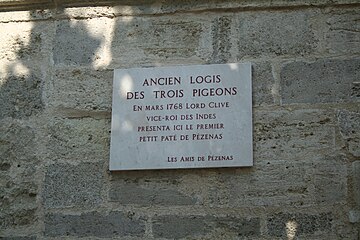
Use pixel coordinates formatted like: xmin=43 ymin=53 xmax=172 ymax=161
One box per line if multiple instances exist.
xmin=0 ymin=0 xmax=359 ymax=239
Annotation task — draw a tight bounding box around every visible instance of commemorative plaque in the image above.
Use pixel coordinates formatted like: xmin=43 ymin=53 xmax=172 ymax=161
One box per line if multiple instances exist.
xmin=110 ymin=63 xmax=252 ymax=170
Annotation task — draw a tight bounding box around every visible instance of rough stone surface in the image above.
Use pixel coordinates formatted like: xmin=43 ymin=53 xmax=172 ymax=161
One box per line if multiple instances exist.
xmin=0 ymin=22 xmax=43 ymax=63
xmin=337 ymin=110 xmax=360 ymax=157
xmin=109 ymin=181 xmax=196 ymax=206
xmin=211 ymin=16 xmax=232 ymax=64
xmin=153 ymin=215 xmax=209 ymax=239
xmin=111 ymin=16 xmax=208 ymax=67
xmin=281 ymin=58 xmax=360 ymax=104
xmin=267 ymin=212 xmax=333 ymax=237
xmin=214 ymin=216 xmax=260 ymax=237
xmin=49 ymin=68 xmax=113 ymax=111
xmin=0 ymin=120 xmax=38 ymax=231
xmin=109 ymin=170 xmax=198 ymax=205
xmin=217 ymin=156 xmax=347 ymax=208
xmin=45 ymin=211 xmax=145 ymax=237
xmin=153 ymin=215 xmax=260 ymax=239
xmin=353 ymin=161 xmax=360 ymax=206
xmin=313 ymin=156 xmax=348 ymax=204
xmin=45 ymin=118 xmax=110 ymax=161
xmin=252 ymin=62 xmax=275 ymax=106
xmin=253 ymin=109 xmax=336 ymax=161
xmin=236 ymin=10 xmax=318 ymax=59
xmin=44 ymin=162 xmax=104 ymax=208
xmin=53 ymin=18 xmax=112 ymax=66
xmin=325 ymin=8 xmax=360 ymax=55
xmin=0 ymin=73 xmax=43 ymax=119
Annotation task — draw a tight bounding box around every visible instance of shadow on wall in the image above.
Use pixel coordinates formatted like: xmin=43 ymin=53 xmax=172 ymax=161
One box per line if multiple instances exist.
xmin=0 ymin=7 xmax=106 ymax=232
xmin=0 ymin=9 xmax=48 ymax=231
xmin=0 ymin=17 xmax=43 ymax=119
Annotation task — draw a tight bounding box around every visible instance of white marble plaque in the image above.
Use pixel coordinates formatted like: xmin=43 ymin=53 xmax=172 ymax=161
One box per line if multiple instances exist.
xmin=110 ymin=63 xmax=252 ymax=170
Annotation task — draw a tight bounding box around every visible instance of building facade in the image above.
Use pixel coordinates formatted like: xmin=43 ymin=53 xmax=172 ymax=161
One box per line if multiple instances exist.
xmin=0 ymin=0 xmax=359 ymax=239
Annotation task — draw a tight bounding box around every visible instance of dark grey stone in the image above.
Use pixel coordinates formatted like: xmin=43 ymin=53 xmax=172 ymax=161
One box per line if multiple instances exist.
xmin=153 ymin=215 xmax=260 ymax=239
xmin=0 ymin=209 xmax=37 ymax=230
xmin=0 ymin=74 xmax=43 ymax=119
xmin=45 ymin=211 xmax=145 ymax=237
xmin=109 ymin=182 xmax=196 ymax=206
xmin=44 ymin=162 xmax=103 ymax=208
xmin=281 ymin=58 xmax=360 ymax=104
xmin=267 ymin=212 xmax=332 ymax=237
xmin=153 ymin=215 xmax=209 ymax=239
xmin=215 ymin=217 xmax=260 ymax=237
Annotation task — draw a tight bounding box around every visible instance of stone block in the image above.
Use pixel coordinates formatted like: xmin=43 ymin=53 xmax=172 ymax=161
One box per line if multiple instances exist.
xmin=337 ymin=110 xmax=360 ymax=157
xmin=254 ymin=109 xmax=336 ymax=161
xmin=109 ymin=181 xmax=196 ymax=206
xmin=236 ymin=10 xmax=318 ymax=59
xmin=0 ymin=119 xmax=38 ymax=163
xmin=45 ymin=211 xmax=145 ymax=237
xmin=214 ymin=217 xmax=260 ymax=237
xmin=45 ymin=118 xmax=110 ymax=161
xmin=111 ymin=16 xmax=210 ymax=67
xmin=211 ymin=16 xmax=232 ymax=64
xmin=0 ymin=73 xmax=43 ymax=119
xmin=267 ymin=212 xmax=332 ymax=237
xmin=353 ymin=161 xmax=360 ymax=206
xmin=0 ymin=209 xmax=37 ymax=231
xmin=153 ymin=215 xmax=208 ymax=239
xmin=252 ymin=62 xmax=275 ymax=106
xmin=152 ymin=215 xmax=260 ymax=239
xmin=110 ymin=170 xmax=221 ymax=206
xmin=49 ymin=68 xmax=113 ymax=111
xmin=313 ymin=156 xmax=348 ymax=204
xmin=280 ymin=58 xmax=360 ymax=104
xmin=44 ymin=162 xmax=103 ymax=208
xmin=53 ymin=18 xmax=113 ymax=66
xmin=325 ymin=8 xmax=360 ymax=55
xmin=0 ymin=120 xmax=38 ymax=230
xmin=218 ymin=155 xmax=347 ymax=207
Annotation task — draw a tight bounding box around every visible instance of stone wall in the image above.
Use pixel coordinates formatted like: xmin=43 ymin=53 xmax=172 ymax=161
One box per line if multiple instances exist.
xmin=0 ymin=0 xmax=359 ymax=239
